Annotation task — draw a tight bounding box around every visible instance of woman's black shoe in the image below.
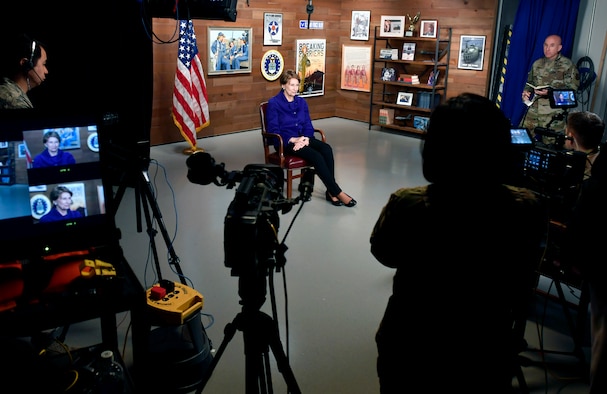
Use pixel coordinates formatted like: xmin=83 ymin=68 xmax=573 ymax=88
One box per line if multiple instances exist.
xmin=326 ymin=191 xmax=343 ymax=206
xmin=344 ymin=198 xmax=357 ymax=207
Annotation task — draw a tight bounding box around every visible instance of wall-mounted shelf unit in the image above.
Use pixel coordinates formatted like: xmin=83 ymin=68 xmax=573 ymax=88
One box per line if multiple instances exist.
xmin=369 ymin=26 xmax=452 ymax=136
xmin=0 ymin=142 xmax=15 ymax=185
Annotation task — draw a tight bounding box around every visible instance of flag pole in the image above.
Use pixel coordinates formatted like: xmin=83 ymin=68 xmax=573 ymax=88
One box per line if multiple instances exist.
xmin=173 ymin=20 xmax=210 ymax=156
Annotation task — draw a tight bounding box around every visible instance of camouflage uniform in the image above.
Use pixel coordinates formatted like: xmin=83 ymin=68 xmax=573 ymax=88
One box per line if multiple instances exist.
xmin=0 ymin=77 xmax=33 ymax=109
xmin=521 ymin=54 xmax=579 ymax=136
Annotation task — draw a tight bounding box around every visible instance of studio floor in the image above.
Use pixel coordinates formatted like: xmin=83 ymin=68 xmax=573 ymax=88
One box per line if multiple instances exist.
xmin=67 ymin=117 xmax=590 ymax=393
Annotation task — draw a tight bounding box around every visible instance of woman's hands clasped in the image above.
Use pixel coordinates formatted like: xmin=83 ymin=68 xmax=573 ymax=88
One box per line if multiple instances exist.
xmin=291 ymin=136 xmax=309 ymax=151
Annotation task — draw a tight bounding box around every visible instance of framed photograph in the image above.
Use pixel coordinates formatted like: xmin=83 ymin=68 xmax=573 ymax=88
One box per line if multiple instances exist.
xmin=396 ymin=92 xmax=413 ymax=106
xmin=401 ymin=42 xmax=416 ymax=60
xmin=56 ymin=128 xmax=81 ymax=150
xmin=341 ymin=45 xmax=371 ymax=92
xmin=264 ymin=13 xmax=282 ymax=46
xmin=413 ymin=116 xmax=430 ymax=131
xmin=458 ymin=35 xmax=486 ymax=70
xmin=380 ymin=67 xmax=397 ymax=82
xmin=379 ymin=48 xmax=398 ymax=60
xmin=380 ymin=16 xmax=405 ymax=38
xmin=351 ymin=11 xmax=370 ymax=41
xmin=420 ymin=20 xmax=438 ymax=38
xmin=208 ymin=27 xmax=252 ymax=75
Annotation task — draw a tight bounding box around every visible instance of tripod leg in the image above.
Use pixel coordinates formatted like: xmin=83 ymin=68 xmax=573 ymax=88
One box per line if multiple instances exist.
xmin=243 ymin=319 xmax=275 ymax=394
xmin=196 ymin=317 xmax=239 ymax=393
xmin=258 ymin=313 xmax=301 ymax=394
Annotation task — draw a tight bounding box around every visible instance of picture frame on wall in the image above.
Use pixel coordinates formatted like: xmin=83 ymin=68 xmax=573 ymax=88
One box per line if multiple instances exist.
xmin=458 ymin=35 xmax=486 ymax=70
xmin=379 ymin=16 xmax=405 ymax=38
xmin=208 ymin=27 xmax=253 ymax=75
xmin=420 ymin=20 xmax=438 ymax=38
xmin=55 ymin=128 xmax=81 ymax=150
xmin=350 ymin=11 xmax=370 ymax=41
xmin=264 ymin=13 xmax=283 ymax=46
xmin=396 ymin=92 xmax=413 ymax=106
xmin=296 ymin=39 xmax=326 ymax=97
xmin=341 ymin=45 xmax=372 ymax=92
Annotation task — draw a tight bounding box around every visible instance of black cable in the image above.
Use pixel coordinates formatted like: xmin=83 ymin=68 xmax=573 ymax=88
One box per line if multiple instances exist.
xmin=576 ymin=56 xmax=596 ymax=112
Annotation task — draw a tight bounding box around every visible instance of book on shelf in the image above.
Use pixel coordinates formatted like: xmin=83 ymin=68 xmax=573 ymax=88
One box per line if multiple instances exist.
xmin=401 ymin=42 xmax=416 ymax=60
xmin=417 ymin=92 xmax=441 ymax=109
xmin=380 ymin=48 xmax=398 ymax=60
xmin=427 ymin=70 xmax=440 ymax=86
xmin=399 ymin=74 xmax=420 ymax=84
xmin=413 ymin=116 xmax=430 ymax=131
xmin=379 ymin=108 xmax=395 ymax=125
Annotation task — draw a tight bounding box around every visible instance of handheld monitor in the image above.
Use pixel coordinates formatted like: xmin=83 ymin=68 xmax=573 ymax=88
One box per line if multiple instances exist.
xmin=549 ymin=89 xmax=578 ymax=109
xmin=510 ymin=127 xmax=534 ymax=149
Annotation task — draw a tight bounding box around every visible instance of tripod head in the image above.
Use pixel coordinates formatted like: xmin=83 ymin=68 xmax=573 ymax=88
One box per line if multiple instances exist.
xmin=186 ymin=151 xmax=312 ymax=276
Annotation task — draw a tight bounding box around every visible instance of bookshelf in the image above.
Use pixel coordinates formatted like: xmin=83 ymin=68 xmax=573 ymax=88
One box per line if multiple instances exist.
xmin=369 ymin=25 xmax=452 ymax=136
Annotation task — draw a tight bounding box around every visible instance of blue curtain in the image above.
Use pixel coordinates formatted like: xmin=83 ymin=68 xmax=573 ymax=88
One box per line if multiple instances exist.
xmin=500 ymin=0 xmax=581 ymax=127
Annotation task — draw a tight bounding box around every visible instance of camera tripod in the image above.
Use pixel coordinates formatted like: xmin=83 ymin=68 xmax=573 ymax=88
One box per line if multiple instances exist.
xmin=112 ymin=153 xmax=187 ymax=285
xmin=196 ymin=268 xmax=301 ymax=394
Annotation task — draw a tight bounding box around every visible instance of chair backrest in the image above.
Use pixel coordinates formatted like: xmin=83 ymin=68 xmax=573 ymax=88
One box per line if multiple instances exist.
xmin=259 ymin=101 xmax=269 ymax=133
xmin=259 ymin=101 xmax=274 ymax=164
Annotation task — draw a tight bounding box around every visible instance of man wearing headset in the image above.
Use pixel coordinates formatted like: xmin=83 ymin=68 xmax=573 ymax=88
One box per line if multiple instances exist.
xmin=0 ymin=33 xmax=48 ymax=109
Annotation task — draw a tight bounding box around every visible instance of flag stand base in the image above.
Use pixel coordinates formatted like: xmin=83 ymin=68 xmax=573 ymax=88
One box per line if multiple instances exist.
xmin=183 ymin=146 xmax=205 ymax=155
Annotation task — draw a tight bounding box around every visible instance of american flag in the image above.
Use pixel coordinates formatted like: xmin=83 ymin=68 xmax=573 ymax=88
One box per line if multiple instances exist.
xmin=22 ymin=140 xmax=33 ymax=168
xmin=173 ymin=20 xmax=210 ymax=150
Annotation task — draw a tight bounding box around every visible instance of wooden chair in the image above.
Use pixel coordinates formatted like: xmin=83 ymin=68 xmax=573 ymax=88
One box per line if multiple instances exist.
xmin=259 ymin=101 xmax=326 ymax=198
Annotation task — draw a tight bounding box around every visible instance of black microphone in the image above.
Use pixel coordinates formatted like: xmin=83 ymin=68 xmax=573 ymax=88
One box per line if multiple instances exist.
xmin=186 ymin=151 xmax=228 ymax=186
xmin=30 ymin=68 xmax=44 ymax=84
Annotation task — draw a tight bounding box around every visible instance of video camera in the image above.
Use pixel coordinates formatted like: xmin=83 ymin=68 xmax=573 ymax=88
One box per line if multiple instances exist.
xmin=532 ymin=88 xmax=578 ymax=149
xmin=510 ymin=127 xmax=586 ymax=221
xmin=186 ymin=152 xmax=311 ymax=277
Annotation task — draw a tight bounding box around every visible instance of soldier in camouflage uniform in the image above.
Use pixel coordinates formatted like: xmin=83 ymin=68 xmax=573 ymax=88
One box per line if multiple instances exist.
xmin=0 ymin=33 xmax=48 ymax=109
xmin=521 ymin=34 xmax=579 ymax=141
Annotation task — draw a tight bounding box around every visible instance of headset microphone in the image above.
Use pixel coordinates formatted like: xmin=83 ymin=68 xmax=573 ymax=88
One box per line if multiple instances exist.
xmin=30 ymin=68 xmax=44 ymax=84
xmin=25 ymin=40 xmax=37 ymax=71
xmin=24 ymin=39 xmax=44 ymax=84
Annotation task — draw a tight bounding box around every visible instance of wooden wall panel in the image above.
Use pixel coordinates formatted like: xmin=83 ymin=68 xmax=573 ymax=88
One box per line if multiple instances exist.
xmin=150 ymin=0 xmax=498 ymax=145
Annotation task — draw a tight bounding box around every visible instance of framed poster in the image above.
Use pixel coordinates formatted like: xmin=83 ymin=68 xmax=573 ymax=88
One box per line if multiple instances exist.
xmin=420 ymin=20 xmax=437 ymax=38
xmin=208 ymin=27 xmax=252 ymax=75
xmin=341 ymin=45 xmax=371 ymax=92
xmin=397 ymin=92 xmax=413 ymax=106
xmin=296 ymin=39 xmax=326 ymax=97
xmin=380 ymin=16 xmax=405 ymax=38
xmin=458 ymin=35 xmax=485 ymax=70
xmin=350 ymin=11 xmax=370 ymax=41
xmin=264 ymin=13 xmax=283 ymax=46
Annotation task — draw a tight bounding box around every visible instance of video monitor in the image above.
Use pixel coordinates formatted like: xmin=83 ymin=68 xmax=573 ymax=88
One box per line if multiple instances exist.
xmin=549 ymin=89 xmax=578 ymax=109
xmin=510 ymin=127 xmax=534 ymax=149
xmin=0 ymin=110 xmax=118 ymax=261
